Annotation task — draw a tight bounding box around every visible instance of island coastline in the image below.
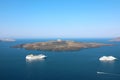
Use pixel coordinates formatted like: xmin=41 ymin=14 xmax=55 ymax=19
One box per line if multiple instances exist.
xmin=12 ymin=40 xmax=113 ymax=51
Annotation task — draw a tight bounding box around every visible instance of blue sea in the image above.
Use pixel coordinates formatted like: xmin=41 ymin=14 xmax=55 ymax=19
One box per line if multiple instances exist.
xmin=0 ymin=38 xmax=120 ymax=80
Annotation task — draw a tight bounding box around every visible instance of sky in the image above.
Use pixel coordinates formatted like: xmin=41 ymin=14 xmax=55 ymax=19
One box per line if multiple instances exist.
xmin=0 ymin=0 xmax=120 ymax=38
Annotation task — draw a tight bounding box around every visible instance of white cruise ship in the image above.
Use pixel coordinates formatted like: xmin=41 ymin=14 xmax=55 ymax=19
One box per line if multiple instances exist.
xmin=26 ymin=54 xmax=46 ymax=60
xmin=99 ymin=56 xmax=116 ymax=61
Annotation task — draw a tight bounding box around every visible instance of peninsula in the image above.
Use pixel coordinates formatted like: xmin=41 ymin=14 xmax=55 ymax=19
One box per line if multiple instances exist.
xmin=13 ymin=39 xmax=112 ymax=51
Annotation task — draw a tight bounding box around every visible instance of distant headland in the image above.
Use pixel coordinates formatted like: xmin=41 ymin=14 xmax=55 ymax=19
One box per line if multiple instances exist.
xmin=13 ymin=39 xmax=113 ymax=51
xmin=110 ymin=37 xmax=120 ymax=42
xmin=0 ymin=38 xmax=16 ymax=42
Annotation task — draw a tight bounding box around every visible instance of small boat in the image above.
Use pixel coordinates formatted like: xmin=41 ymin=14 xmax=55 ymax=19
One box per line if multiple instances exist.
xmin=26 ymin=54 xmax=46 ymax=60
xmin=99 ymin=56 xmax=116 ymax=61
xmin=97 ymin=72 xmax=106 ymax=74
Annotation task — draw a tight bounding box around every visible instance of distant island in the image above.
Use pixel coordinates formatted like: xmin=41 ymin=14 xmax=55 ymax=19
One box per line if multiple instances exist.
xmin=109 ymin=37 xmax=120 ymax=42
xmin=13 ymin=39 xmax=113 ymax=51
xmin=0 ymin=38 xmax=16 ymax=42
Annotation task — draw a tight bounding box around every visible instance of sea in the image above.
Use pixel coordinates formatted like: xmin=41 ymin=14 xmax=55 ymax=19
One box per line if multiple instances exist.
xmin=0 ymin=38 xmax=120 ymax=80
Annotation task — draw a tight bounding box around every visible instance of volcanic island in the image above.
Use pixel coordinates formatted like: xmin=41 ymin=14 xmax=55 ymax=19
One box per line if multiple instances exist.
xmin=13 ymin=39 xmax=113 ymax=51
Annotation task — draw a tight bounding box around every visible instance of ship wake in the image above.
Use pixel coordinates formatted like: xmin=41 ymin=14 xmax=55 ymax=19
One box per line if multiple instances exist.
xmin=97 ymin=71 xmax=120 ymax=76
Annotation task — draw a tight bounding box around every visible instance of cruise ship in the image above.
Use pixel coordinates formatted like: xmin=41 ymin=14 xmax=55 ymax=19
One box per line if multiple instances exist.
xmin=99 ymin=56 xmax=116 ymax=61
xmin=26 ymin=54 xmax=46 ymax=60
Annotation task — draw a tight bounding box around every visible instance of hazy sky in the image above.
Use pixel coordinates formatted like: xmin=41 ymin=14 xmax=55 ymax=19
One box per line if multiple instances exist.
xmin=0 ymin=0 xmax=120 ymax=38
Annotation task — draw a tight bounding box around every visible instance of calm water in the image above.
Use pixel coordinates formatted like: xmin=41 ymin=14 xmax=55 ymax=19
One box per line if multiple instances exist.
xmin=0 ymin=39 xmax=120 ymax=80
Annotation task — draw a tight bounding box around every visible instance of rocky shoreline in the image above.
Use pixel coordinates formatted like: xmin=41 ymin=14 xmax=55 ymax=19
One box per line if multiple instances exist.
xmin=12 ymin=40 xmax=113 ymax=51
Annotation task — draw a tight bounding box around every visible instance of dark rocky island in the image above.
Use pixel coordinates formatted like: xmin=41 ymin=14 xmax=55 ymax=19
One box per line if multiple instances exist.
xmin=110 ymin=37 xmax=120 ymax=42
xmin=13 ymin=40 xmax=113 ymax=51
